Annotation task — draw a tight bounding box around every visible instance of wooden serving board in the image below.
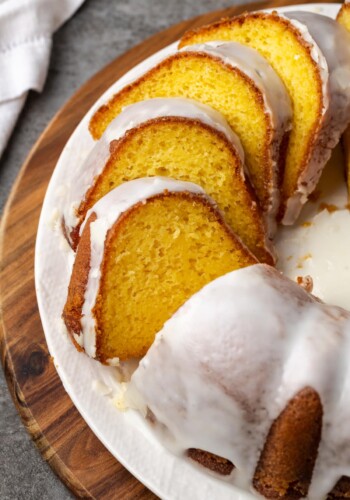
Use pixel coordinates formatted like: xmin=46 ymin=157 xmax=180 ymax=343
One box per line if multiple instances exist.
xmin=0 ymin=0 xmax=339 ymax=497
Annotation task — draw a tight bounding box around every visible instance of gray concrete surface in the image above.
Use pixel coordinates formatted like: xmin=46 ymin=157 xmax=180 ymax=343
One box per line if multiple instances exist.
xmin=0 ymin=0 xmax=256 ymax=498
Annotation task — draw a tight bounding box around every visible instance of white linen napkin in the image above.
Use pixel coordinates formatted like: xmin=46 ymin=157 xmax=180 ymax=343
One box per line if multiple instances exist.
xmin=0 ymin=0 xmax=85 ymax=158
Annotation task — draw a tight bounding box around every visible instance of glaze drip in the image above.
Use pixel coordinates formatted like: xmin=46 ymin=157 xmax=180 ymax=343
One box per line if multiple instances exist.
xmin=282 ymin=12 xmax=350 ymax=224
xmin=130 ymin=264 xmax=350 ymax=498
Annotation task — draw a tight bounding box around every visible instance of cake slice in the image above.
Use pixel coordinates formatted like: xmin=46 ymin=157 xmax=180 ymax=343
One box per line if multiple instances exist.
xmin=89 ymin=43 xmax=292 ymax=227
xmin=337 ymin=2 xmax=350 ymax=201
xmin=180 ymin=11 xmax=350 ymax=223
xmin=64 ymin=98 xmax=273 ymax=263
xmin=62 ymin=177 xmax=257 ymax=363
xmin=337 ymin=1 xmax=350 ymax=28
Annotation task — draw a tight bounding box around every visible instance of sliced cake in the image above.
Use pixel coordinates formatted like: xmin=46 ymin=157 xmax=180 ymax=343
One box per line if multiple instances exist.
xmin=89 ymin=42 xmax=292 ymax=226
xmin=62 ymin=177 xmax=257 ymax=363
xmin=180 ymin=11 xmax=350 ymax=223
xmin=64 ymin=98 xmax=273 ymax=263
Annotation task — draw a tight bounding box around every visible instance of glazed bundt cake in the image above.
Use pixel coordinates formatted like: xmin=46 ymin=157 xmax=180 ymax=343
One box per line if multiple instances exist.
xmin=63 ymin=98 xmax=273 ymax=263
xmin=62 ymin=177 xmax=257 ymax=363
xmin=89 ymin=42 xmax=292 ymax=224
xmin=129 ymin=264 xmax=350 ymax=499
xmin=180 ymin=11 xmax=350 ymax=224
xmin=58 ymin=7 xmax=350 ymax=498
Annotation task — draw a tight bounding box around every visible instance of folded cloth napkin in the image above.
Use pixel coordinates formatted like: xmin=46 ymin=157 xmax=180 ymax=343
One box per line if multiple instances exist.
xmin=0 ymin=0 xmax=85 ymax=158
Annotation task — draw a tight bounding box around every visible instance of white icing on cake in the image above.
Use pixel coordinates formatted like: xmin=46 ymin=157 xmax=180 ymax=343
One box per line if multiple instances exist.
xmin=61 ymin=98 xmax=244 ymax=242
xmin=181 ymin=41 xmax=292 ymax=229
xmin=130 ymin=264 xmax=350 ymax=498
xmin=282 ymin=12 xmax=350 ymax=224
xmin=181 ymin=42 xmax=292 ymax=134
xmin=79 ymin=176 xmax=206 ymax=361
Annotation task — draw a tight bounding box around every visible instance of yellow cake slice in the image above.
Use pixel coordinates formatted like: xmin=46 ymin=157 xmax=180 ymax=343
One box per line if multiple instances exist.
xmin=180 ymin=11 xmax=350 ymax=223
xmin=62 ymin=177 xmax=257 ymax=363
xmin=337 ymin=1 xmax=350 ymax=28
xmin=337 ymin=2 xmax=350 ymax=200
xmin=89 ymin=43 xmax=292 ymax=228
xmin=65 ymin=98 xmax=273 ymax=263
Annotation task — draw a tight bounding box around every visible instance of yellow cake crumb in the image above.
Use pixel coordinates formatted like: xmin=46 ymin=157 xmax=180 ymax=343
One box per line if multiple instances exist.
xmin=94 ymin=193 xmax=257 ymax=361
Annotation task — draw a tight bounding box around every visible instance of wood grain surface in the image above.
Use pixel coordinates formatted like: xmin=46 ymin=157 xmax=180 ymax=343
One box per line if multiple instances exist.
xmin=0 ymin=1 xmax=340 ymax=498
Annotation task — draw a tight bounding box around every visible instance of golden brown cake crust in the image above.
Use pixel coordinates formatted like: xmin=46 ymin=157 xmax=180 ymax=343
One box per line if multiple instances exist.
xmin=62 ymin=212 xmax=97 ymax=351
xmin=253 ymin=387 xmax=323 ymax=499
xmin=179 ymin=11 xmax=324 ymax=220
xmin=328 ymin=476 xmax=350 ymax=499
xmin=92 ymin=190 xmax=258 ymax=363
xmin=76 ymin=115 xmax=272 ymax=263
xmin=187 ymin=448 xmax=234 ymax=476
xmin=186 ymin=386 xmax=350 ymax=497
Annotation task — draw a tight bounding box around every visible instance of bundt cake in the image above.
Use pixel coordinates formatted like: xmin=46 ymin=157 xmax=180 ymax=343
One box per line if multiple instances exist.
xmin=57 ymin=7 xmax=350 ymax=498
xmin=180 ymin=11 xmax=350 ymax=224
xmin=337 ymin=2 xmax=350 ymax=200
xmin=62 ymin=177 xmax=257 ymax=363
xmin=89 ymin=42 xmax=292 ymax=225
xmin=63 ymin=98 xmax=273 ymax=263
xmin=129 ymin=264 xmax=350 ymax=499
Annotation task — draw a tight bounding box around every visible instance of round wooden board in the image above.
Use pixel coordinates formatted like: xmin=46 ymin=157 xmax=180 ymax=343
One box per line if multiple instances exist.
xmin=0 ymin=0 xmax=339 ymax=497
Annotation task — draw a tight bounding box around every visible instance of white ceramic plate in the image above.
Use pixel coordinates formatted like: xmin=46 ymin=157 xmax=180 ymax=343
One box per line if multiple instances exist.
xmin=35 ymin=4 xmax=348 ymax=499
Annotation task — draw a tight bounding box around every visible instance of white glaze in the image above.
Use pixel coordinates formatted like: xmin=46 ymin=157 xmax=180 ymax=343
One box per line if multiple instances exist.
xmin=61 ymin=97 xmax=244 ymax=242
xmin=79 ymin=177 xmax=206 ymax=361
xmin=130 ymin=264 xmax=350 ymax=498
xmin=282 ymin=12 xmax=350 ymax=224
xmin=182 ymin=41 xmax=292 ymax=227
xmin=36 ymin=4 xmax=350 ymax=500
xmin=35 ymin=6 xmax=350 ymax=500
xmin=181 ymin=42 xmax=292 ymax=135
